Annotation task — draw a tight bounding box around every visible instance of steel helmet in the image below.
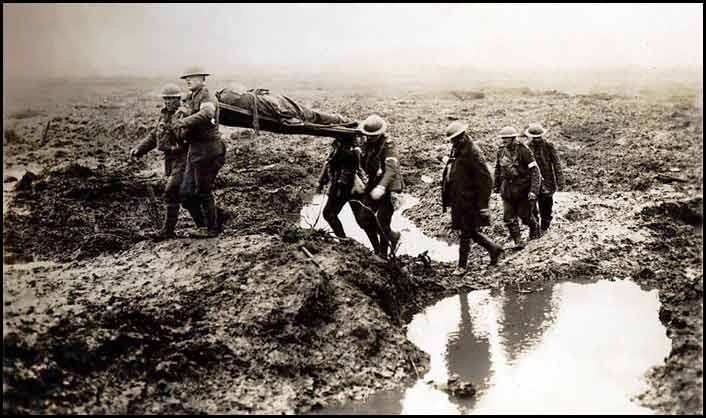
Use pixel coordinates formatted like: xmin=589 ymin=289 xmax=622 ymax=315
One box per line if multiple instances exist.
xmin=444 ymin=121 xmax=468 ymax=141
xmin=499 ymin=126 xmax=519 ymax=138
xmin=525 ymin=122 xmax=547 ymax=138
xmin=160 ymin=83 xmax=182 ymax=98
xmin=360 ymin=114 xmax=387 ymax=136
xmin=180 ymin=66 xmax=211 ymax=79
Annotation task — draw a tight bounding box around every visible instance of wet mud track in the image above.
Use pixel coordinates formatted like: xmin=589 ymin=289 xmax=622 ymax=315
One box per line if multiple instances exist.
xmin=3 ymin=80 xmax=703 ymax=414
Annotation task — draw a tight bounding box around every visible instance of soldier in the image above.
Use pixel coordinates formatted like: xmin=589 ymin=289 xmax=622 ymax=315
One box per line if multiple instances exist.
xmin=172 ymin=66 xmax=227 ymax=238
xmin=350 ymin=114 xmax=404 ymax=259
xmin=129 ymin=83 xmax=202 ymax=240
xmin=442 ymin=122 xmax=504 ymax=275
xmin=494 ymin=126 xmax=541 ymax=249
xmin=525 ymin=123 xmax=565 ymax=234
xmin=317 ymin=134 xmax=365 ymax=238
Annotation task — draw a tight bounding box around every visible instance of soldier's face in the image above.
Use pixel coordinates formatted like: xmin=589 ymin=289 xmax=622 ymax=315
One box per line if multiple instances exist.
xmin=502 ymin=136 xmax=516 ymax=147
xmin=365 ymin=134 xmax=382 ymax=144
xmin=449 ymin=132 xmax=465 ymax=144
xmin=184 ymin=76 xmax=206 ymax=91
xmin=164 ymin=97 xmax=180 ymax=112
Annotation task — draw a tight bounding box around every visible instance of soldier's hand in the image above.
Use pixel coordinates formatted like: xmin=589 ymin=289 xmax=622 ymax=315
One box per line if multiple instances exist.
xmin=370 ymin=185 xmax=386 ymax=200
xmin=172 ymin=119 xmax=186 ymax=130
xmin=316 ymin=184 xmax=324 ymax=194
xmin=528 ymin=192 xmax=537 ymax=201
xmin=129 ymin=148 xmax=139 ymax=160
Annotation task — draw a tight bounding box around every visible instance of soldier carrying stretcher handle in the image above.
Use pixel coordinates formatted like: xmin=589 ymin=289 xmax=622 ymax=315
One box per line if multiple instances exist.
xmin=349 ymin=114 xmax=405 ymax=260
xmin=171 ymin=66 xmax=228 ymax=238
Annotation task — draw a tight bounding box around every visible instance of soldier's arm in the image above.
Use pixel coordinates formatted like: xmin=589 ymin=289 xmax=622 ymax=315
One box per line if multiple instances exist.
xmin=549 ymin=142 xmax=565 ymax=190
xmin=377 ymin=139 xmax=401 ymax=190
xmin=493 ymin=149 xmax=502 ymax=193
xmin=178 ymin=95 xmax=217 ymax=129
xmin=471 ymin=144 xmax=492 ymax=182
xmin=133 ymin=126 xmax=158 ymax=157
xmin=522 ymin=145 xmax=541 ymax=196
xmin=317 ymin=161 xmax=330 ymax=191
xmin=471 ymin=144 xmax=493 ymax=205
xmin=318 ymin=146 xmax=338 ymax=189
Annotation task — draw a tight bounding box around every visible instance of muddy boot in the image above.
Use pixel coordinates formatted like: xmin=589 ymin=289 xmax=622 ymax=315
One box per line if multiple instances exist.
xmin=541 ymin=218 xmax=551 ymax=235
xmin=476 ymin=232 xmax=505 ymax=266
xmin=203 ymin=194 xmax=220 ymax=237
xmin=453 ymin=238 xmax=470 ymax=276
xmin=362 ymin=228 xmax=381 ymax=256
xmin=152 ymin=204 xmax=179 ymax=242
xmin=529 ymin=217 xmax=541 ymax=241
xmin=378 ymin=242 xmax=390 ymax=260
xmin=389 ymin=230 xmax=401 ymax=254
xmin=217 ymin=207 xmax=229 ymax=233
xmin=182 ymin=197 xmax=205 ymax=228
xmin=513 ymin=235 xmax=526 ymax=249
xmin=508 ymin=223 xmax=525 ymax=249
xmin=324 ymin=213 xmax=347 ymax=238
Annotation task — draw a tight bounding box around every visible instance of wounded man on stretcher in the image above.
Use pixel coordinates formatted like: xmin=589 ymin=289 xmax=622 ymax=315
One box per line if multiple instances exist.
xmin=216 ymin=85 xmax=358 ymax=132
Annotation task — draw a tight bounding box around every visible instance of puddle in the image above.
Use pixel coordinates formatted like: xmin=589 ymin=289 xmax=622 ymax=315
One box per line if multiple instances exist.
xmin=315 ymin=280 xmax=671 ymax=415
xmin=300 ymin=194 xmax=458 ymax=262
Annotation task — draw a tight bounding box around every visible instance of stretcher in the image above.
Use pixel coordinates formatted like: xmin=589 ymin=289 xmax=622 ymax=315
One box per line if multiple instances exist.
xmin=215 ymin=90 xmax=361 ymax=139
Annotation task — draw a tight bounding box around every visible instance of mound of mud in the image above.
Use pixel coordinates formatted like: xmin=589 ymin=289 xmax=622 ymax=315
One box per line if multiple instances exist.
xmin=213 ymin=140 xmax=321 ymax=235
xmin=640 ymin=197 xmax=703 ymax=228
xmin=632 ymin=197 xmax=703 ymax=415
xmin=3 ymin=233 xmax=431 ymax=414
xmin=3 ymin=163 xmax=162 ymax=262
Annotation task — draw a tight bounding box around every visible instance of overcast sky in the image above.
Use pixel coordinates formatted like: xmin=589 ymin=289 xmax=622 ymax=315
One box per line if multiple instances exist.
xmin=3 ymin=3 xmax=703 ymax=79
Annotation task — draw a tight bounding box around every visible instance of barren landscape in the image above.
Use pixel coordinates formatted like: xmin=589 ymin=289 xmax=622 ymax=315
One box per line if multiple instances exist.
xmin=3 ymin=76 xmax=703 ymax=414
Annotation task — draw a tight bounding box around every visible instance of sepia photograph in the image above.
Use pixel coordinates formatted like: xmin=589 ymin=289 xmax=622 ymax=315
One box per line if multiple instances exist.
xmin=2 ymin=3 xmax=703 ymax=415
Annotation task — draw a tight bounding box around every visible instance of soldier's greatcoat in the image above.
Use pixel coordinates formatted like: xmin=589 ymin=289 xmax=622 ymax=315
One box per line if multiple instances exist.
xmin=360 ymin=135 xmax=404 ymax=194
xmin=180 ymin=86 xmax=226 ymax=164
xmin=442 ymin=135 xmax=494 ymax=231
xmin=527 ymin=138 xmax=565 ymax=194
xmin=494 ymin=141 xmax=541 ymax=200
xmin=134 ymin=107 xmax=187 ymax=203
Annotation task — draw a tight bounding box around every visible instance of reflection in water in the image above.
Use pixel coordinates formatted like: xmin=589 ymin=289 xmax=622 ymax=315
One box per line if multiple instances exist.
xmin=443 ymin=292 xmax=493 ymax=413
xmin=315 ymin=280 xmax=670 ymax=415
xmin=499 ymin=286 xmax=557 ymax=364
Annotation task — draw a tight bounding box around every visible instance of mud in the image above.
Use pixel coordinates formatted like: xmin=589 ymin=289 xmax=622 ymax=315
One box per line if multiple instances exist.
xmin=3 ymin=79 xmax=703 ymax=414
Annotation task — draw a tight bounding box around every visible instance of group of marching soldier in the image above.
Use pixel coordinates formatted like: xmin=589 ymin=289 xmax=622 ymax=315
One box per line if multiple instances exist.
xmin=133 ymin=68 xmax=564 ymax=276
xmin=317 ymin=118 xmax=564 ymax=275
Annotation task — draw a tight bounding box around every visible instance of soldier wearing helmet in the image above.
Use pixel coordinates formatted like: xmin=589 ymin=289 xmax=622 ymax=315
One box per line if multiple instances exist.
xmin=129 ymin=83 xmax=205 ymax=240
xmin=525 ymin=122 xmax=565 ymax=234
xmin=172 ymin=66 xmax=227 ymax=238
xmin=442 ymin=121 xmax=504 ymax=275
xmin=316 ymin=134 xmax=364 ymax=238
xmin=494 ymin=126 xmax=541 ymax=248
xmin=349 ymin=114 xmax=404 ymax=259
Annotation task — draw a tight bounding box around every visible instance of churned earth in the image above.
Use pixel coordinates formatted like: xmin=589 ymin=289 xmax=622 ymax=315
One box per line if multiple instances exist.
xmin=3 ymin=77 xmax=703 ymax=414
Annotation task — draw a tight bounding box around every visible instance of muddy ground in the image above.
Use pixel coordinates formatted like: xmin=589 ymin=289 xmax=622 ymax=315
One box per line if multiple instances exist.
xmin=3 ymin=78 xmax=703 ymax=414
